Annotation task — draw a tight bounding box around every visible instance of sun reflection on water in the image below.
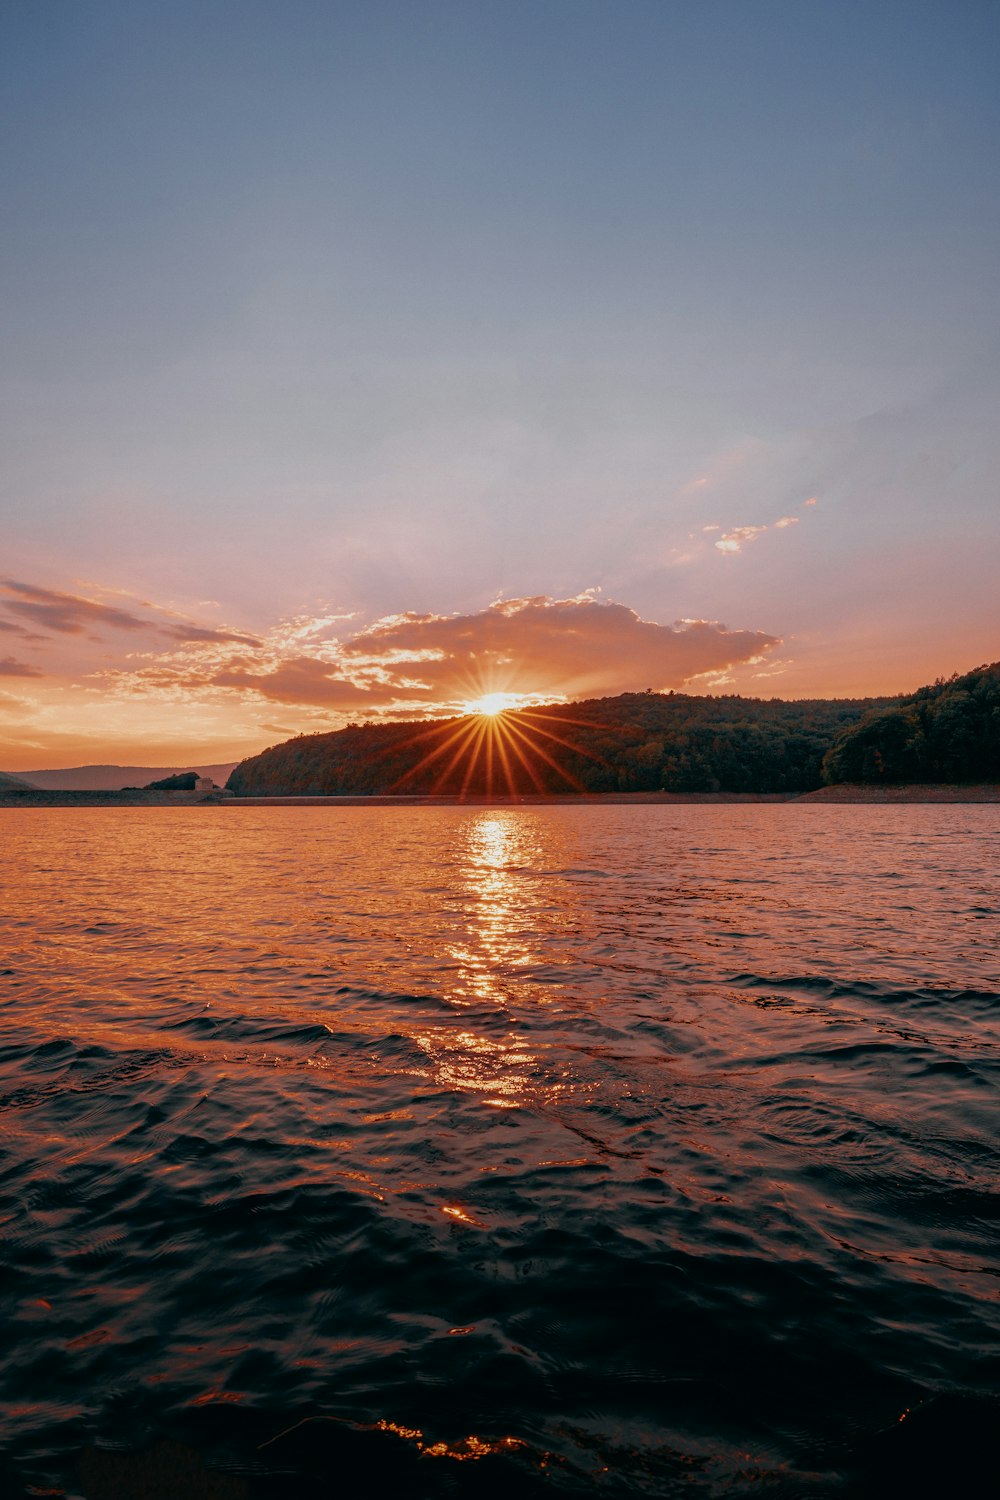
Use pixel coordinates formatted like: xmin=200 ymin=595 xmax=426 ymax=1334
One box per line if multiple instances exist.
xmin=459 ymin=813 xmax=537 ymax=997
xmin=409 ymin=813 xmax=555 ymax=1104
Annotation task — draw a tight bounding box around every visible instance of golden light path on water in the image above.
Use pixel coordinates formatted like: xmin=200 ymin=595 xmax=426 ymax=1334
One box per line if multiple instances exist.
xmin=416 ymin=813 xmax=572 ymax=1111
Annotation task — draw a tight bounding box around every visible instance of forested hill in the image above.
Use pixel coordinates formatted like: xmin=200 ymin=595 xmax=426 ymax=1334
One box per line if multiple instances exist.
xmin=227 ymin=691 xmax=885 ymax=797
xmin=821 ymin=661 xmax=1000 ymax=784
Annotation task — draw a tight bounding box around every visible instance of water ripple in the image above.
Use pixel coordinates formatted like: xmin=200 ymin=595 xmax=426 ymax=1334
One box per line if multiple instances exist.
xmin=0 ymin=804 xmax=998 ymax=1497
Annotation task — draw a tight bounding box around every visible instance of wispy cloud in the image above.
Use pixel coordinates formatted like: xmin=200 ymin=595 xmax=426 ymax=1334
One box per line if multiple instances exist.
xmin=0 ymin=580 xmax=259 ymax=647
xmin=1 ymin=580 xmax=151 ymax=635
xmin=0 ymin=656 xmax=44 ymax=678
xmin=165 ymin=622 xmax=261 ymax=646
xmin=0 ymin=618 xmax=43 ymax=640
xmin=213 ymin=657 xmax=375 ymax=709
xmin=714 ymin=525 xmax=768 ymax=554
xmin=712 ymin=499 xmax=812 ymax=554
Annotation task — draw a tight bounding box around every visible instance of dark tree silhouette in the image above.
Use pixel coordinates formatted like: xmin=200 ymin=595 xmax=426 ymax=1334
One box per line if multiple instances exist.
xmin=822 ymin=662 xmax=1000 ymax=784
xmin=227 ymin=689 xmax=890 ymax=797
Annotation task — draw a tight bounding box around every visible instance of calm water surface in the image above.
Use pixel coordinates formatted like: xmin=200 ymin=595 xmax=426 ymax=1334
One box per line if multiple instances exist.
xmin=1 ymin=806 xmax=997 ymax=1498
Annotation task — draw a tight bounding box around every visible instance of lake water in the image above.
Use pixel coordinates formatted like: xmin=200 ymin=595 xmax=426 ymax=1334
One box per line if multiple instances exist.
xmin=1 ymin=806 xmax=997 ymax=1498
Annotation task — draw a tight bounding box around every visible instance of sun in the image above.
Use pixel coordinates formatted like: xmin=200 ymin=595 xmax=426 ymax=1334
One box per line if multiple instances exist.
xmin=386 ymin=692 xmax=597 ymax=796
xmin=463 ymin=692 xmax=522 ymax=717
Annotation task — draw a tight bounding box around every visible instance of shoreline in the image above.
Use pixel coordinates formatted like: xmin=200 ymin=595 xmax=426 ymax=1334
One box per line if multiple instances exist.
xmin=2 ymin=785 xmax=1000 ymax=807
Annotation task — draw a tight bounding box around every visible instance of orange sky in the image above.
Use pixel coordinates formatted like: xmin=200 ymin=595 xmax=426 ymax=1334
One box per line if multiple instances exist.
xmin=1 ymin=569 xmax=994 ymax=771
xmin=3 ymin=7 xmax=999 ymax=769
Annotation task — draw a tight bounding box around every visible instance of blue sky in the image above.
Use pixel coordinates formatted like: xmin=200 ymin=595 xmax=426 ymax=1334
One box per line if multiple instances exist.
xmin=2 ymin=1 xmax=998 ymax=764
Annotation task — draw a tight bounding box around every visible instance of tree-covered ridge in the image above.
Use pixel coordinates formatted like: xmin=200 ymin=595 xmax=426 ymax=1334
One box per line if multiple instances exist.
xmin=143 ymin=771 xmax=200 ymax=791
xmin=821 ymin=661 xmax=1000 ymax=784
xmin=227 ymin=690 xmax=885 ymax=797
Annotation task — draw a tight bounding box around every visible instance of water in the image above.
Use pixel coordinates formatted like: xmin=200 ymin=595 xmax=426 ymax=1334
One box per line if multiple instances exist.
xmin=1 ymin=806 xmax=997 ymax=1498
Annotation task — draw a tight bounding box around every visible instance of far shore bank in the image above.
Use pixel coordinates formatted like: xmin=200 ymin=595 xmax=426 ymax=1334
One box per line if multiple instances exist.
xmin=2 ymin=784 xmax=1000 ymax=807
xmin=798 ymin=783 xmax=1000 ymax=803
xmin=0 ymin=788 xmax=218 ymax=807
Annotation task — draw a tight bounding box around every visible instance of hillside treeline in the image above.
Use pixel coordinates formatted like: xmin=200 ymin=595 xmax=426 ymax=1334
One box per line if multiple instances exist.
xmin=821 ymin=661 xmax=1000 ymax=784
xmin=227 ymin=691 xmax=883 ymax=796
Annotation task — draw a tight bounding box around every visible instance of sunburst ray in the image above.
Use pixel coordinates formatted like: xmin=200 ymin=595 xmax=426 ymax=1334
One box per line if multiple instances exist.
xmin=371 ymin=697 xmax=616 ymax=797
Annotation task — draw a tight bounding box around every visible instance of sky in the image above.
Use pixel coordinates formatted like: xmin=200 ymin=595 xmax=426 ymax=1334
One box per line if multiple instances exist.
xmin=2 ymin=0 xmax=998 ymax=768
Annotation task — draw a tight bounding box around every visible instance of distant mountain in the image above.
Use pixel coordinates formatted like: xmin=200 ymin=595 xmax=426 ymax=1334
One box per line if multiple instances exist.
xmin=0 ymin=770 xmax=33 ymax=790
xmin=13 ymin=763 xmax=238 ymax=791
xmin=228 ymin=691 xmax=884 ymax=797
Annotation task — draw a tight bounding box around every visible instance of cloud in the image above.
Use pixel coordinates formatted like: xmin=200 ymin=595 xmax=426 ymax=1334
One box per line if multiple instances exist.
xmin=332 ymin=594 xmax=780 ymax=706
xmin=0 ymin=580 xmax=259 ymax=647
xmin=713 ymin=506 xmax=809 ymax=553
xmin=1 ymin=580 xmax=151 ymax=634
xmin=0 ymin=618 xmax=42 ymax=640
xmin=164 ymin=623 xmax=260 ymax=646
xmin=213 ymin=656 xmax=376 ymax=708
xmin=0 ymin=656 xmax=44 ymax=677
xmin=87 ymin=590 xmax=782 ymax=724
xmin=714 ymin=525 xmax=768 ymax=554
xmin=161 ymin=596 xmax=783 ymax=714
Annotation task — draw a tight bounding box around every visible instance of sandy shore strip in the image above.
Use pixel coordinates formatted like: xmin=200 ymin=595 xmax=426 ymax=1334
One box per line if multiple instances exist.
xmin=797 ymin=783 xmax=1000 ymax=803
